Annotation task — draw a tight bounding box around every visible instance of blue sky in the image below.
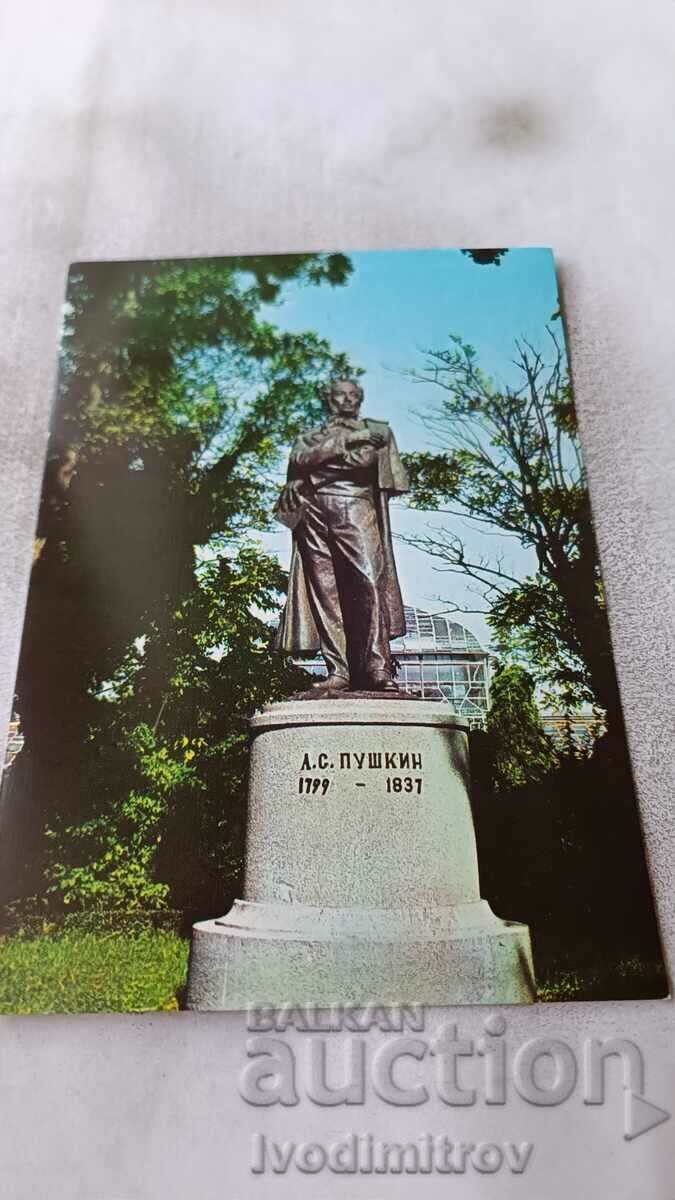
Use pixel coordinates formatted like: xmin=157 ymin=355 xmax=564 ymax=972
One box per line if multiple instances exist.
xmin=257 ymin=248 xmax=564 ymax=648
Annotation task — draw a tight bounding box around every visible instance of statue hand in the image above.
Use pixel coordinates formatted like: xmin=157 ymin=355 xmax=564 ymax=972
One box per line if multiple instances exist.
xmin=345 ymin=428 xmax=387 ymax=449
xmin=277 ymin=480 xmax=305 ymax=515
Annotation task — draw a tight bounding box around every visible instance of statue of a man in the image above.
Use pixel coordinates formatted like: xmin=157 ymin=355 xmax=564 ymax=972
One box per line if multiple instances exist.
xmin=274 ymin=378 xmax=409 ymax=693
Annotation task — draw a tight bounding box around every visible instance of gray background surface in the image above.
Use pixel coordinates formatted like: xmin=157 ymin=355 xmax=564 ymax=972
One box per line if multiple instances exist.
xmin=0 ymin=2 xmax=673 ymax=1196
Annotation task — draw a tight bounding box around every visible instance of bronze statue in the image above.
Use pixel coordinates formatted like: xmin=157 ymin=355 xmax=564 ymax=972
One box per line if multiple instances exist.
xmin=274 ymin=378 xmax=409 ymax=693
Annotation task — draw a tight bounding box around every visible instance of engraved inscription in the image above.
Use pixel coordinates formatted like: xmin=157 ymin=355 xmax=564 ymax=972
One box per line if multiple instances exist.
xmin=335 ymin=751 xmax=423 ymax=771
xmin=297 ymin=750 xmax=424 ymax=795
xmin=386 ymin=776 xmax=423 ymax=794
xmin=298 ymin=777 xmax=331 ymax=795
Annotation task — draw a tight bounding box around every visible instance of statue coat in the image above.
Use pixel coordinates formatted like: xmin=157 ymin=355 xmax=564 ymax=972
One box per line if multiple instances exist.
xmin=274 ymin=419 xmax=409 ymax=654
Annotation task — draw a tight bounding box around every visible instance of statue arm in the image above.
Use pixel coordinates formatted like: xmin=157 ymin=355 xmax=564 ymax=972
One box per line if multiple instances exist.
xmin=276 ymin=428 xmax=349 ymax=520
xmin=288 ymin=427 xmax=349 ymax=472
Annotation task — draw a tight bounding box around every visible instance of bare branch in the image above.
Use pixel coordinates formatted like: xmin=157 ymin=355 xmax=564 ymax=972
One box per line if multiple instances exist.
xmin=421 ymin=599 xmax=491 ymax=616
xmin=396 ymin=528 xmax=522 ymax=592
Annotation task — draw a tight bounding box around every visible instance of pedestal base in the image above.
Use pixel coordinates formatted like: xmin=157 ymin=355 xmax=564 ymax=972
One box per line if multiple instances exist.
xmin=186 ymin=899 xmax=536 ymax=1008
xmin=186 ymin=698 xmax=536 ymax=1009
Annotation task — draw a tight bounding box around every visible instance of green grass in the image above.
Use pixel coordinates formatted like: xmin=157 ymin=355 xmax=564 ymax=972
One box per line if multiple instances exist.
xmin=0 ymin=930 xmax=190 ymax=1014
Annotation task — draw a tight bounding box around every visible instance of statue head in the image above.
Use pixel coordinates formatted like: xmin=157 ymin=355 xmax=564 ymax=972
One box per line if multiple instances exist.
xmin=321 ymin=378 xmax=364 ymax=420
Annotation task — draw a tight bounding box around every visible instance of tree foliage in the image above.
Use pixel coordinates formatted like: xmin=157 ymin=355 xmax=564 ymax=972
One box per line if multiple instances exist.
xmin=404 ymin=323 xmax=662 ymax=978
xmin=41 ymin=545 xmax=311 ymax=915
xmin=11 ymin=253 xmax=352 ymax=913
xmin=401 ymin=329 xmax=623 ymax=727
xmin=483 ymin=664 xmax=558 ymax=791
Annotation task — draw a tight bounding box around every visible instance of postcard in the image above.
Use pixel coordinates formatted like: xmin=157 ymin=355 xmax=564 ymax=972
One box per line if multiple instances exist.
xmin=0 ymin=248 xmax=665 ymax=1013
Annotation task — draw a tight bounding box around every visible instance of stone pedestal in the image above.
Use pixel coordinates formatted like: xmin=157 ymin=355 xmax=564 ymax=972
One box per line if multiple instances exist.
xmin=186 ymin=698 xmax=535 ymax=1009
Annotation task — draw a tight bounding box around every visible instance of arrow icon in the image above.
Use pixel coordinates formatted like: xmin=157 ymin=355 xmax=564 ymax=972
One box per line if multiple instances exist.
xmin=624 ymin=1089 xmax=671 ymax=1140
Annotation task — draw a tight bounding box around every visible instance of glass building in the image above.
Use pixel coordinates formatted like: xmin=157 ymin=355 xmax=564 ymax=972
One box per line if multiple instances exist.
xmin=295 ymin=604 xmax=491 ymax=727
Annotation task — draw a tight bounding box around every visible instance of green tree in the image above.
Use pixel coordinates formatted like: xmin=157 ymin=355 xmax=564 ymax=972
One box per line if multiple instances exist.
xmin=483 ymin=664 xmax=558 ymax=791
xmin=42 ymin=545 xmax=311 ymax=916
xmin=401 ymin=328 xmax=624 ymax=729
xmin=9 ymin=254 xmax=352 ymax=911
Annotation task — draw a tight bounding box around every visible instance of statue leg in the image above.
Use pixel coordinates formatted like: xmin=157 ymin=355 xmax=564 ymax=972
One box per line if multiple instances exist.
xmin=295 ymin=499 xmax=349 ymax=682
xmin=322 ymin=494 xmax=393 ymax=688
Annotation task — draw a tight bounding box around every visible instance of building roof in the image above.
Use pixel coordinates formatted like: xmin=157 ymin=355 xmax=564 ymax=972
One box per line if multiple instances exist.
xmin=390 ymin=606 xmax=485 ymax=654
